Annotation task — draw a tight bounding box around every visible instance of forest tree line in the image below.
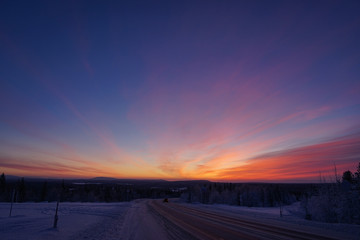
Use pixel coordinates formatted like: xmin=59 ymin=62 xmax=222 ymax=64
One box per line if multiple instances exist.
xmin=0 ymin=177 xmax=184 ymax=203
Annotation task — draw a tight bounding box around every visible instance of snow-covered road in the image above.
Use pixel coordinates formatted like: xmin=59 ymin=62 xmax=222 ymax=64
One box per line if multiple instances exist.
xmin=149 ymin=200 xmax=358 ymax=240
xmin=120 ymin=199 xmax=360 ymax=240
xmin=119 ymin=199 xmax=168 ymax=240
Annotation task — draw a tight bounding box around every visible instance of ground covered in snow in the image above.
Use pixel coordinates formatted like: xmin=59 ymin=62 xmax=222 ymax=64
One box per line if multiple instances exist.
xmin=0 ymin=202 xmax=130 ymax=240
xmin=1 ymin=200 xmax=359 ymax=240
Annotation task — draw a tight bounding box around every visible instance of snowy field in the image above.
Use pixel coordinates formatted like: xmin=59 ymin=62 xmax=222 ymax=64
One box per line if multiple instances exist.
xmin=0 ymin=202 xmax=131 ymax=240
xmin=1 ymin=200 xmax=359 ymax=240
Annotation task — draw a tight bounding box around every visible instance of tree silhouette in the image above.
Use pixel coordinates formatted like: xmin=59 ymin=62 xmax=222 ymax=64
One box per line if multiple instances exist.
xmin=342 ymin=170 xmax=354 ymax=183
xmin=355 ymin=162 xmax=360 ymax=180
xmin=40 ymin=181 xmax=48 ymax=202
xmin=17 ymin=178 xmax=26 ymax=202
xmin=0 ymin=173 xmax=6 ymax=193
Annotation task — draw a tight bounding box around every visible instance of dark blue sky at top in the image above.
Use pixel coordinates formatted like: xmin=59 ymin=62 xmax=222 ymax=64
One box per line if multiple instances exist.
xmin=1 ymin=0 xmax=359 ymax=134
xmin=2 ymin=1 xmax=359 ymax=97
xmin=0 ymin=0 xmax=359 ymax=180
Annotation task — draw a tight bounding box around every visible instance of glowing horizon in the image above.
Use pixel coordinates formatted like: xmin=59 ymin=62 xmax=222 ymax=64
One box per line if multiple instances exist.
xmin=0 ymin=1 xmax=359 ymax=183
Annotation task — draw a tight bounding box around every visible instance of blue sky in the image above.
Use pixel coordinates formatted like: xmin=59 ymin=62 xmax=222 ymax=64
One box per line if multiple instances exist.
xmin=0 ymin=0 xmax=359 ymax=181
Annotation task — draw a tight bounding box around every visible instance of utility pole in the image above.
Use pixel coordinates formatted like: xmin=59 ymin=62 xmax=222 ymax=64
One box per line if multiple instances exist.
xmin=279 ymin=192 xmax=283 ymax=217
xmin=9 ymin=189 xmax=15 ymax=217
xmin=53 ymin=200 xmax=59 ymax=228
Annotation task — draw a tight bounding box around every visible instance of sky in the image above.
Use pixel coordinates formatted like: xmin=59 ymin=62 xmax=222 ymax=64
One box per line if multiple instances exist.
xmin=0 ymin=0 xmax=359 ymax=182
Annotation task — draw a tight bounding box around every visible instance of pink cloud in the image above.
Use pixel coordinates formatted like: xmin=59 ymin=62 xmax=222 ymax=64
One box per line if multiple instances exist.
xmin=210 ymin=132 xmax=360 ymax=182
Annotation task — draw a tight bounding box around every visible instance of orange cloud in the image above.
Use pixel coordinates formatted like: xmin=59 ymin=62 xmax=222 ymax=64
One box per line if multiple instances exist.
xmin=209 ymin=132 xmax=360 ymax=182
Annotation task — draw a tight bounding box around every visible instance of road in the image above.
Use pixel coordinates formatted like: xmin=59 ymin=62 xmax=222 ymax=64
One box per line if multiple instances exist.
xmin=120 ymin=199 xmax=351 ymax=240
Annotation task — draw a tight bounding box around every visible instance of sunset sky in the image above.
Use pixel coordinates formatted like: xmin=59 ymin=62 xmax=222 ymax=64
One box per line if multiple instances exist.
xmin=0 ymin=0 xmax=359 ymax=182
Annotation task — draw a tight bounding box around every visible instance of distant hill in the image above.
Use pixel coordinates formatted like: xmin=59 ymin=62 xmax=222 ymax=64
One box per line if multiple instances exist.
xmin=90 ymin=177 xmax=119 ymax=181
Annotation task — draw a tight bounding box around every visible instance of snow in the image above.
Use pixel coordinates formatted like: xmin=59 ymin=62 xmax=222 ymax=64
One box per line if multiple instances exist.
xmin=0 ymin=202 xmax=130 ymax=240
xmin=180 ymin=200 xmax=360 ymax=240
xmin=119 ymin=199 xmax=168 ymax=240
xmin=1 ymin=200 xmax=359 ymax=240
